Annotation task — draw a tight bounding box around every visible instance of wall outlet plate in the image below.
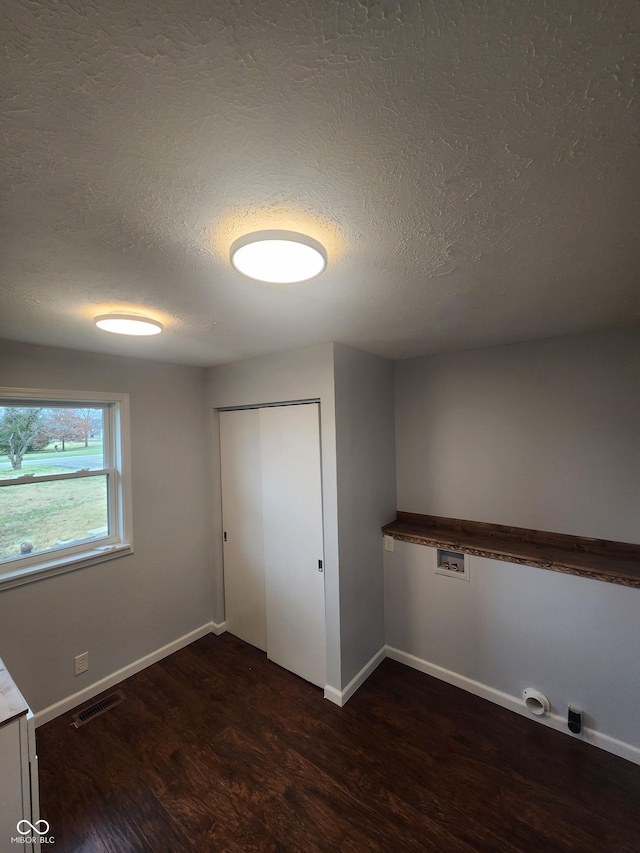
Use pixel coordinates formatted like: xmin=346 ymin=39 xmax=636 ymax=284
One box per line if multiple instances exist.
xmin=384 ymin=535 xmax=395 ymax=552
xmin=74 ymin=651 xmax=89 ymax=676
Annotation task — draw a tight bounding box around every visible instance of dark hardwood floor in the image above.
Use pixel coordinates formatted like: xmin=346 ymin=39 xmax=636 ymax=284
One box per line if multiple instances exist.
xmin=37 ymin=633 xmax=640 ymax=852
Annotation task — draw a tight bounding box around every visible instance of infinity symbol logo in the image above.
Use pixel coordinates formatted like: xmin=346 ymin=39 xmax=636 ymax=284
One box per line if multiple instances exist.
xmin=16 ymin=819 xmax=50 ymax=835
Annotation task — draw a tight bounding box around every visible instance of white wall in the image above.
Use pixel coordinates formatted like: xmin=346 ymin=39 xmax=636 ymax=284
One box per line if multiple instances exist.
xmin=387 ymin=326 xmax=640 ymax=755
xmin=394 ymin=327 xmax=640 ymax=542
xmin=334 ymin=344 xmax=396 ymax=684
xmin=206 ymin=343 xmax=342 ymax=689
xmin=0 ymin=339 xmax=213 ymax=715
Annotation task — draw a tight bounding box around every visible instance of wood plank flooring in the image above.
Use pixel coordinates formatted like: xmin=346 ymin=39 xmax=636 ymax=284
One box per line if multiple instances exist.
xmin=37 ymin=633 xmax=640 ymax=852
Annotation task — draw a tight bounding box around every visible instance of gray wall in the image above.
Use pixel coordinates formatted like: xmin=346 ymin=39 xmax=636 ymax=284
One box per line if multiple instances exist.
xmin=206 ymin=343 xmax=342 ymax=689
xmin=394 ymin=327 xmax=640 ymax=542
xmin=0 ymin=339 xmax=213 ymax=714
xmin=387 ymin=326 xmax=640 ymax=749
xmin=385 ymin=544 xmax=640 ymax=748
xmin=334 ymin=344 xmax=396 ymax=685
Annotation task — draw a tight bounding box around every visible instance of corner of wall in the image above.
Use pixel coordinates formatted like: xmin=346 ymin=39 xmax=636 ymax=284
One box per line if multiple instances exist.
xmin=333 ymin=344 xmax=397 ymax=688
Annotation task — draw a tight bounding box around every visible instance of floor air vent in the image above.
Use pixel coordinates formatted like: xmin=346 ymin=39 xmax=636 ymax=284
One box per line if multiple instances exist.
xmin=72 ymin=690 xmax=126 ymax=728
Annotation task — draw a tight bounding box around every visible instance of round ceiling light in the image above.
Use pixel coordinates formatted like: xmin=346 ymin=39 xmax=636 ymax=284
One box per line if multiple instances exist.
xmin=94 ymin=313 xmax=163 ymax=336
xmin=230 ymin=230 xmax=327 ymax=283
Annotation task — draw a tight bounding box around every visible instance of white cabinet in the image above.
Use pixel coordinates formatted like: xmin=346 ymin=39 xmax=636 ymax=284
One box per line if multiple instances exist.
xmin=220 ymin=403 xmax=326 ymax=687
xmin=0 ymin=660 xmax=41 ymax=852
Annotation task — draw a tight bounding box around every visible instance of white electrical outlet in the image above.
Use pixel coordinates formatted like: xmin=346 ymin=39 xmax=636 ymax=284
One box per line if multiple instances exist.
xmin=74 ymin=651 xmax=89 ymax=676
xmin=384 ymin=535 xmax=395 ymax=552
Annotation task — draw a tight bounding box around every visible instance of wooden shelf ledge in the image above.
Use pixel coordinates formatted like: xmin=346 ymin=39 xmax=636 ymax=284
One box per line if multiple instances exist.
xmin=382 ymin=512 xmax=640 ymax=588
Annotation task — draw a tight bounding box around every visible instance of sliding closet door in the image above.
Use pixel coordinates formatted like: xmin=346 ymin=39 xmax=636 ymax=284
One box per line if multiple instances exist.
xmin=219 ymin=409 xmax=267 ymax=652
xmin=259 ymin=403 xmax=326 ymax=687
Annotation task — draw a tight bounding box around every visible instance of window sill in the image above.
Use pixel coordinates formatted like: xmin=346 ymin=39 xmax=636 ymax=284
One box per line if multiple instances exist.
xmin=0 ymin=543 xmax=133 ymax=592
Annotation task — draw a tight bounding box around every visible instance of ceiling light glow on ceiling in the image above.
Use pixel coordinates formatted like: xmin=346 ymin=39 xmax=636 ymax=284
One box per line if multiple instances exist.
xmin=94 ymin=313 xmax=163 ymax=336
xmin=230 ymin=230 xmax=327 ymax=283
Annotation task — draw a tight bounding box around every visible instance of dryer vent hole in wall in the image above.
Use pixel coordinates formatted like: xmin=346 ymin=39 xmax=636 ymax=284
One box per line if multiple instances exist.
xmin=522 ymin=688 xmax=550 ymax=716
xmin=71 ymin=690 xmax=126 ymax=728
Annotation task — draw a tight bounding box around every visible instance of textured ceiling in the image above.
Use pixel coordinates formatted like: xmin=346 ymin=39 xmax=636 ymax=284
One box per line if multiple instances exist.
xmin=1 ymin=0 xmax=639 ymax=365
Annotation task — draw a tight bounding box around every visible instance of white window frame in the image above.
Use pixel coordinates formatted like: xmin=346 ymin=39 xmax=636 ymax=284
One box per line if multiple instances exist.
xmin=0 ymin=387 xmax=133 ymax=591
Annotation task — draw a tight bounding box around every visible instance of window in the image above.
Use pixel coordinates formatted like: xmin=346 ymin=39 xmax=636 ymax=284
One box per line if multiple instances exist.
xmin=0 ymin=388 xmax=132 ymax=590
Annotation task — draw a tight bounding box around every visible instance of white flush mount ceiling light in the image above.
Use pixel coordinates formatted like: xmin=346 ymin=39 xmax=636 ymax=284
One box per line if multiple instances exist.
xmin=94 ymin=313 xmax=163 ymax=336
xmin=230 ymin=230 xmax=327 ymax=283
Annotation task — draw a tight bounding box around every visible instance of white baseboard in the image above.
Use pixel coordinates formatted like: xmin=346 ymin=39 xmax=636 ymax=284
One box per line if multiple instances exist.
xmin=35 ymin=622 xmax=215 ymax=727
xmin=324 ymin=646 xmax=386 ymax=707
xmin=212 ymin=620 xmax=227 ymax=635
xmin=386 ymin=646 xmax=640 ymax=767
xmin=323 ymin=684 xmax=343 ymax=705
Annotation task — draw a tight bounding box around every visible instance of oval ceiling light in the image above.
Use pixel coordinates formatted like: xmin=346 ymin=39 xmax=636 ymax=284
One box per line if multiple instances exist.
xmin=230 ymin=230 xmax=327 ymax=283
xmin=94 ymin=313 xmax=163 ymax=336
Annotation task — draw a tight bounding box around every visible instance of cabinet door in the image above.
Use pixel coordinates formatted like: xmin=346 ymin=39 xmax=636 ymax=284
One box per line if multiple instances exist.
xmin=0 ymin=718 xmax=25 ymax=849
xmin=260 ymin=403 xmax=326 ymax=687
xmin=220 ymin=409 xmax=267 ymax=651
